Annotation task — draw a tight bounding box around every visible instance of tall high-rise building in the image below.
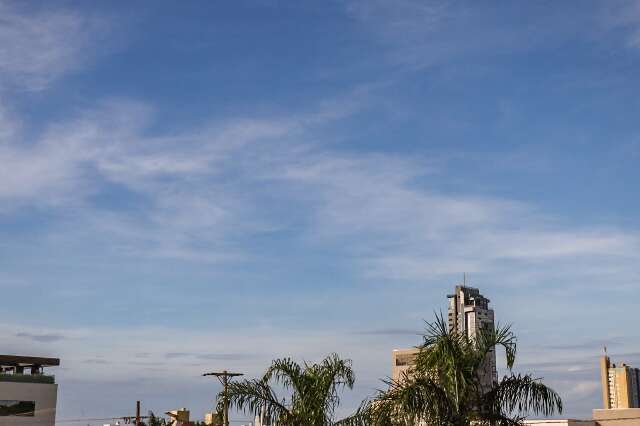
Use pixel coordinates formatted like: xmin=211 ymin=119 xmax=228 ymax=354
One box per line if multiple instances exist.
xmin=600 ymin=355 xmax=640 ymax=409
xmin=447 ymin=285 xmax=497 ymax=391
xmin=391 ymin=283 xmax=497 ymax=392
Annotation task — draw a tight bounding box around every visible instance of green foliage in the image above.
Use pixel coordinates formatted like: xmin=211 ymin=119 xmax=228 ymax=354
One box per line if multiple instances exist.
xmin=219 ymin=353 xmax=356 ymax=426
xmin=340 ymin=313 xmax=562 ymax=426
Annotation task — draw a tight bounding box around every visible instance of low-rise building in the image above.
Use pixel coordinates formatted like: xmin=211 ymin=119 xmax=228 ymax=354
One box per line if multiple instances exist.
xmin=166 ymin=408 xmax=190 ymax=426
xmin=204 ymin=411 xmax=222 ymax=425
xmin=0 ymin=355 xmax=59 ymax=426
xmin=391 ymin=348 xmax=419 ymax=382
xmin=593 ymin=408 xmax=640 ymax=426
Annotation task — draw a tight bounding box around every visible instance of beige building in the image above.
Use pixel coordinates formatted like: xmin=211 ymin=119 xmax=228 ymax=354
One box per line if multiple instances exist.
xmin=391 ymin=348 xmax=420 ymax=382
xmin=593 ymin=408 xmax=640 ymax=426
xmin=600 ymin=355 xmax=640 ymax=409
xmin=204 ymin=411 xmax=222 ymax=425
xmin=447 ymin=285 xmax=497 ymax=391
xmin=0 ymin=355 xmax=59 ymax=426
xmin=523 ymin=411 xmax=640 ymax=426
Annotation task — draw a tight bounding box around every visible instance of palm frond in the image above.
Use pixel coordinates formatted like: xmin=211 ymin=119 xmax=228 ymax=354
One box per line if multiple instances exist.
xmin=221 ymin=379 xmax=290 ymax=423
xmin=264 ymin=357 xmax=305 ymax=392
xmin=485 ymin=373 xmax=563 ymax=419
xmin=476 ymin=323 xmax=517 ymax=371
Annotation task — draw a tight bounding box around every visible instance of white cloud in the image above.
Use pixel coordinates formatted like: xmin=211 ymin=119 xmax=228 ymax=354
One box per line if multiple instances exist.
xmin=2 ymin=91 xmax=639 ymax=277
xmin=0 ymin=92 xmax=369 ymax=261
xmin=274 ymin=151 xmax=640 ymax=281
xmin=0 ymin=1 xmax=104 ymax=90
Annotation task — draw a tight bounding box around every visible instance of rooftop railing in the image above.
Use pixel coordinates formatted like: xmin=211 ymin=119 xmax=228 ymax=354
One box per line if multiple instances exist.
xmin=0 ymin=373 xmax=55 ymax=384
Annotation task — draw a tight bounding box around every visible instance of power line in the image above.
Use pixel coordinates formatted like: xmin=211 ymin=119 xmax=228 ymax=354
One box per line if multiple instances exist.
xmin=203 ymin=370 xmax=244 ymax=426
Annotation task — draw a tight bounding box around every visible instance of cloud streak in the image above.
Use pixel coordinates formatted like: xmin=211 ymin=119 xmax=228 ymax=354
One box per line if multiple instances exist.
xmin=15 ymin=332 xmax=66 ymax=343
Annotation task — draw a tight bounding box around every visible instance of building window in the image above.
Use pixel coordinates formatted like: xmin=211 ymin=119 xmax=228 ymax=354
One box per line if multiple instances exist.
xmin=0 ymin=400 xmax=36 ymax=416
xmin=395 ymin=354 xmax=416 ymax=366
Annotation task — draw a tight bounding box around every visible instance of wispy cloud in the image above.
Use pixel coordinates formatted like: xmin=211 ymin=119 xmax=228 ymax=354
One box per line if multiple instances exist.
xmin=0 ymin=1 xmax=106 ymax=90
xmin=346 ymin=0 xmax=640 ymax=70
xmin=15 ymin=332 xmax=66 ymax=343
xmin=274 ymin=149 xmax=640 ymax=282
xmin=3 ymin=88 xmax=639 ymax=281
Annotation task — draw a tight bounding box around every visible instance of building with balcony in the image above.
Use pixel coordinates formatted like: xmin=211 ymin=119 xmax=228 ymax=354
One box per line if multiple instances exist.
xmin=0 ymin=355 xmax=59 ymax=426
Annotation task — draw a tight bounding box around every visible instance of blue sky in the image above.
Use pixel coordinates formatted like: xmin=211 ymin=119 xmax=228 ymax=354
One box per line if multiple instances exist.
xmin=1 ymin=0 xmax=640 ymax=422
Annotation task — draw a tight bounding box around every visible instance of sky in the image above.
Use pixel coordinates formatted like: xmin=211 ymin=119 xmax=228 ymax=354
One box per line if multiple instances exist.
xmin=1 ymin=0 xmax=640 ymax=423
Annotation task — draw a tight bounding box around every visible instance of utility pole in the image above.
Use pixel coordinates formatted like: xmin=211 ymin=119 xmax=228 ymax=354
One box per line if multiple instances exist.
xmin=136 ymin=400 xmax=141 ymax=426
xmin=203 ymin=370 xmax=243 ymax=426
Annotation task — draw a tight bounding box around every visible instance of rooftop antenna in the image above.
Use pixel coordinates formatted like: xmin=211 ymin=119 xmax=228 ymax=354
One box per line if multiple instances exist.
xmin=463 ymin=272 xmax=467 ymax=286
xmin=604 ymin=346 xmax=608 ymax=355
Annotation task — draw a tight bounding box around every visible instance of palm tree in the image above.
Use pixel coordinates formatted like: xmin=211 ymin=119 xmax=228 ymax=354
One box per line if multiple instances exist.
xmin=341 ymin=314 xmax=562 ymax=426
xmin=218 ymin=353 xmax=355 ymax=426
xmin=144 ymin=411 xmax=169 ymax=426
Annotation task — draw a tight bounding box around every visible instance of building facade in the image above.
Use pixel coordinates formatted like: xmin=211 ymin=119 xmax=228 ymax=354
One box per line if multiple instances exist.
xmin=447 ymin=285 xmax=497 ymax=391
xmin=0 ymin=355 xmax=59 ymax=426
xmin=391 ymin=348 xmax=420 ymax=382
xmin=600 ymin=355 xmax=640 ymax=409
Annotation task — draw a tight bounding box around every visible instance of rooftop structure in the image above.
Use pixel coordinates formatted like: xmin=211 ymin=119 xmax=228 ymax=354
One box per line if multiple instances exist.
xmin=0 ymin=355 xmax=59 ymax=385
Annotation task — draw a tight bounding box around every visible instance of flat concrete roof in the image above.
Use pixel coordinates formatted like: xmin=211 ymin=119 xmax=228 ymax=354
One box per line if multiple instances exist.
xmin=0 ymin=355 xmax=60 ymax=367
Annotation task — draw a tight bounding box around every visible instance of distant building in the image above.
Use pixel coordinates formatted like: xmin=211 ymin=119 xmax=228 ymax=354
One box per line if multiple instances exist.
xmin=447 ymin=285 xmax=497 ymax=391
xmin=600 ymin=355 xmax=640 ymax=409
xmin=0 ymin=354 xmax=59 ymax=426
xmin=204 ymin=411 xmax=222 ymax=426
xmin=166 ymin=408 xmax=190 ymax=426
xmin=391 ymin=348 xmax=420 ymax=382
